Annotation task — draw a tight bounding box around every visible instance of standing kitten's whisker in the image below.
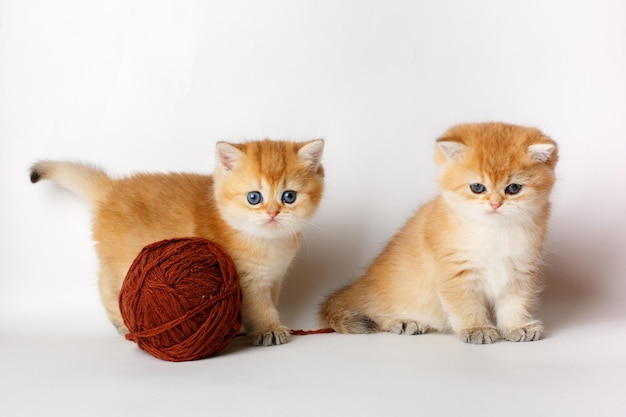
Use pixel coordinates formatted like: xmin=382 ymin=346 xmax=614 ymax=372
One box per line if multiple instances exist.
xmin=300 ymin=219 xmax=326 ymax=232
xmin=299 ymin=219 xmax=331 ymax=241
xmin=299 ymin=231 xmax=314 ymax=259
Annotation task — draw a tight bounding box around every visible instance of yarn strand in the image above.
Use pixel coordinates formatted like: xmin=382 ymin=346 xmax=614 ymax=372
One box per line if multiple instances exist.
xmin=290 ymin=328 xmax=335 ymax=336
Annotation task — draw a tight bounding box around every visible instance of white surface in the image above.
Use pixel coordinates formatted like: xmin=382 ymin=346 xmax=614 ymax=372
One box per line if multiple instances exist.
xmin=1 ymin=1 xmax=625 ymax=416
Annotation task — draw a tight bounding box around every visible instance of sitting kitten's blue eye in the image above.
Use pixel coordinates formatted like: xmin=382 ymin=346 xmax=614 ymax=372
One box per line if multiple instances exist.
xmin=281 ymin=190 xmax=297 ymax=204
xmin=505 ymin=183 xmax=523 ymax=195
xmin=470 ymin=183 xmax=486 ymax=194
xmin=247 ymin=191 xmax=263 ymax=205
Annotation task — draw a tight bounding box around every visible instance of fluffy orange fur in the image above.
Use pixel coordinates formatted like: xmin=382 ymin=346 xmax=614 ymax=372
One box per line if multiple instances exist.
xmin=31 ymin=139 xmax=324 ymax=346
xmin=319 ymin=123 xmax=558 ymax=344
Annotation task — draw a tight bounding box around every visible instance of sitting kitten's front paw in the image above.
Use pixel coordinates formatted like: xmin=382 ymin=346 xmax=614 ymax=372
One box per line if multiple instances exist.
xmin=388 ymin=320 xmax=429 ymax=335
xmin=501 ymin=321 xmax=544 ymax=342
xmin=459 ymin=326 xmax=499 ymax=344
xmin=251 ymin=327 xmax=291 ymax=346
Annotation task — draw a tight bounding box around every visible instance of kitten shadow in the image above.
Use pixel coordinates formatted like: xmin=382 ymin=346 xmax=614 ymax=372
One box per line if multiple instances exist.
xmin=218 ymin=334 xmax=254 ymax=356
xmin=279 ymin=219 xmax=371 ymax=329
xmin=540 ymin=224 xmax=626 ymax=331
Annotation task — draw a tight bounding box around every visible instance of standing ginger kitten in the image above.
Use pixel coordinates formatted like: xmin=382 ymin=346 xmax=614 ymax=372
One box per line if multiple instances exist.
xmin=320 ymin=123 xmax=558 ymax=344
xmin=31 ymin=139 xmax=324 ymax=346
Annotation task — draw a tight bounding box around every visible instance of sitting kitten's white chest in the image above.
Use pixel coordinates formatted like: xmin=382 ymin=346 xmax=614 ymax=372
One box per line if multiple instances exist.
xmin=459 ymin=223 xmax=533 ymax=300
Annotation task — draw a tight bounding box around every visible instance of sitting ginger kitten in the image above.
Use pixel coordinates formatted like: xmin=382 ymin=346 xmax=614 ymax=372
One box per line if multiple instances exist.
xmin=31 ymin=139 xmax=324 ymax=346
xmin=320 ymin=123 xmax=558 ymax=344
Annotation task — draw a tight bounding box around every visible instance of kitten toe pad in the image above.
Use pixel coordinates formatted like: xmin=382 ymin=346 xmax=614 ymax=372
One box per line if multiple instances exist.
xmin=502 ymin=322 xmax=544 ymax=342
xmin=459 ymin=326 xmax=499 ymax=344
xmin=251 ymin=327 xmax=291 ymax=346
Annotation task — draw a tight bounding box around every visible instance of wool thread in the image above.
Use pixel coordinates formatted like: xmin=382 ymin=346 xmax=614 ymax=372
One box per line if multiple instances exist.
xmin=290 ymin=328 xmax=335 ymax=336
xmin=234 ymin=328 xmax=335 ymax=339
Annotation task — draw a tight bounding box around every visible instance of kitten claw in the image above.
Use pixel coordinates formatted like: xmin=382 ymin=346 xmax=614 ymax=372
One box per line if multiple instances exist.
xmin=501 ymin=322 xmax=544 ymax=342
xmin=459 ymin=326 xmax=499 ymax=344
xmin=251 ymin=327 xmax=291 ymax=346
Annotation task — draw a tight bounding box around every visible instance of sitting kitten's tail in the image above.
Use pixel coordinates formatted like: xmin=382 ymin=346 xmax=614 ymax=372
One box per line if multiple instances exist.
xmin=318 ymin=286 xmax=380 ymax=334
xmin=30 ymin=160 xmax=113 ymax=205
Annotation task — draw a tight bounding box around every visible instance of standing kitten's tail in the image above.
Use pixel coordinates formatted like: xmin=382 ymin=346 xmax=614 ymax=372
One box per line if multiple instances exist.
xmin=318 ymin=287 xmax=380 ymax=334
xmin=30 ymin=161 xmax=113 ymax=205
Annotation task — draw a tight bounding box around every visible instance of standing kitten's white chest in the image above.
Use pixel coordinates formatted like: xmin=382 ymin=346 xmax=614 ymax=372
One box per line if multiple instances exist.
xmin=459 ymin=223 xmax=534 ymax=300
xmin=234 ymin=237 xmax=299 ymax=284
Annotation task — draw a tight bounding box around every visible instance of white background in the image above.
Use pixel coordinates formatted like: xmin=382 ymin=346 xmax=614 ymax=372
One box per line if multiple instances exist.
xmin=1 ymin=1 xmax=625 ymax=416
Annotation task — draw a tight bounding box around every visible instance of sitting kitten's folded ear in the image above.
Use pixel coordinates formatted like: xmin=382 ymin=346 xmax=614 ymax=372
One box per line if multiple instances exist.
xmin=528 ymin=141 xmax=558 ymax=165
xmin=297 ymin=139 xmax=324 ymax=171
xmin=436 ymin=138 xmax=466 ymax=164
xmin=216 ymin=142 xmax=244 ymax=173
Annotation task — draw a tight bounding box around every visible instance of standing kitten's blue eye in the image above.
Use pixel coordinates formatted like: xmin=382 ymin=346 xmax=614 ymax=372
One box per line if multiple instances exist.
xmin=470 ymin=183 xmax=486 ymax=194
xmin=247 ymin=191 xmax=263 ymax=205
xmin=281 ymin=190 xmax=297 ymax=204
xmin=505 ymin=183 xmax=523 ymax=195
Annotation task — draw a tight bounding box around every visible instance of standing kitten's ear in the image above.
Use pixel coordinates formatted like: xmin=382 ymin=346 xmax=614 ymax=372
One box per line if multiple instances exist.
xmin=216 ymin=142 xmax=244 ymax=173
xmin=528 ymin=143 xmax=556 ymax=163
xmin=297 ymin=139 xmax=324 ymax=170
xmin=436 ymin=139 xmax=466 ymax=162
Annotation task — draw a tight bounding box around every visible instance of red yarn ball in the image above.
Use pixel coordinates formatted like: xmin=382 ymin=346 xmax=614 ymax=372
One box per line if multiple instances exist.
xmin=119 ymin=237 xmax=242 ymax=362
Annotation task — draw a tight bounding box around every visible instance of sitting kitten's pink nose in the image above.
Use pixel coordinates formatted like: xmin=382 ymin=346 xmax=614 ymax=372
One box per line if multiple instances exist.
xmin=268 ymin=211 xmax=280 ymax=220
xmin=491 ymin=202 xmax=503 ymax=210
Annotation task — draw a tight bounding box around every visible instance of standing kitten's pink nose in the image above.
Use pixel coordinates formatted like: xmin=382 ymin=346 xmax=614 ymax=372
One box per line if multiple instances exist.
xmin=491 ymin=202 xmax=503 ymax=210
xmin=268 ymin=211 xmax=280 ymax=220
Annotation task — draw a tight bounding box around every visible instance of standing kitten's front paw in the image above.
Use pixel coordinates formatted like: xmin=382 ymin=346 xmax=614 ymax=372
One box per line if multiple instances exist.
xmin=459 ymin=326 xmax=499 ymax=344
xmin=112 ymin=320 xmax=129 ymax=336
xmin=251 ymin=326 xmax=291 ymax=346
xmin=501 ymin=321 xmax=544 ymax=342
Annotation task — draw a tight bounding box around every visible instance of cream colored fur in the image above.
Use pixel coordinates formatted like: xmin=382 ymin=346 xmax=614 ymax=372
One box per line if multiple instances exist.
xmin=31 ymin=139 xmax=324 ymax=346
xmin=319 ymin=123 xmax=558 ymax=344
